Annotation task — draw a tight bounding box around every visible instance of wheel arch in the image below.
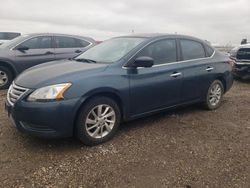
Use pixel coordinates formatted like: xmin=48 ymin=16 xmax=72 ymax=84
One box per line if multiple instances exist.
xmin=0 ymin=60 xmax=18 ymax=77
xmin=73 ymin=89 xmax=127 ymax=134
xmin=215 ymin=75 xmax=226 ymax=93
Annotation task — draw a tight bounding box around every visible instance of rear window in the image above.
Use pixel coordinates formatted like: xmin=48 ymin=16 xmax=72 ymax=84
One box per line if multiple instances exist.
xmin=237 ymin=48 xmax=250 ymax=60
xmin=205 ymin=45 xmax=214 ymax=57
xmin=55 ymin=36 xmax=90 ymax=48
xmin=75 ymin=38 xmax=90 ymax=47
xmin=180 ymin=39 xmax=206 ymax=60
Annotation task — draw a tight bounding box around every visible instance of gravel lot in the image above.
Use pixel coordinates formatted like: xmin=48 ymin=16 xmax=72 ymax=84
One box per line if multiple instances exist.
xmin=0 ymin=81 xmax=249 ymax=188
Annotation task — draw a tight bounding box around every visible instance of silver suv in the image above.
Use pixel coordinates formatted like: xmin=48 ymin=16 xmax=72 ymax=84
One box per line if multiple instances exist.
xmin=0 ymin=33 xmax=96 ymax=89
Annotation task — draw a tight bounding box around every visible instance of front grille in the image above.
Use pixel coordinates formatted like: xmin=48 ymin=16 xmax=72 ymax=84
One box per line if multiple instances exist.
xmin=7 ymin=82 xmax=29 ymax=106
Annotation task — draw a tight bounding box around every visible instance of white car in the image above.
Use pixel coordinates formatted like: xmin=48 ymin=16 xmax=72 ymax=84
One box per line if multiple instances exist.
xmin=0 ymin=32 xmax=21 ymax=45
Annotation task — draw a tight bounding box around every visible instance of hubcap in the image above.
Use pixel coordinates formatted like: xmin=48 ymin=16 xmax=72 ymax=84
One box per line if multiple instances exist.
xmin=0 ymin=70 xmax=8 ymax=86
xmin=85 ymin=104 xmax=116 ymax=139
xmin=209 ymin=83 xmax=222 ymax=106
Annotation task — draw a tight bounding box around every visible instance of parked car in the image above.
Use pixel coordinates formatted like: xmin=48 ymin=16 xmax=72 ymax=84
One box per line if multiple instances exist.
xmin=5 ymin=34 xmax=234 ymax=145
xmin=0 ymin=32 xmax=21 ymax=45
xmin=0 ymin=33 xmax=96 ymax=89
xmin=230 ymin=44 xmax=250 ymax=79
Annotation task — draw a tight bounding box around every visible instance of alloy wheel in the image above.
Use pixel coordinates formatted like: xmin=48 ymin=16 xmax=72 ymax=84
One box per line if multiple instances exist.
xmin=0 ymin=70 xmax=8 ymax=87
xmin=85 ymin=104 xmax=116 ymax=139
xmin=209 ymin=83 xmax=222 ymax=106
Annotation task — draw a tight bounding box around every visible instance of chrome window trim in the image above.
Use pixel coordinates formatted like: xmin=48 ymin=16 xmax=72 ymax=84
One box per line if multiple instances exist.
xmin=122 ymin=37 xmax=215 ymax=70
xmin=11 ymin=35 xmax=93 ymax=51
xmin=153 ymin=50 xmax=215 ymax=67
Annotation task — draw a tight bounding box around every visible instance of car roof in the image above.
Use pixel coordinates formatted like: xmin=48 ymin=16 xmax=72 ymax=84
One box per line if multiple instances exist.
xmin=24 ymin=33 xmax=95 ymax=42
xmin=116 ymin=33 xmax=208 ymax=43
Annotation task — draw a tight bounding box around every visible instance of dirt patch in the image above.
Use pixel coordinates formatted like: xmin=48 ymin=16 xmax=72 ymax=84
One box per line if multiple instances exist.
xmin=0 ymin=81 xmax=249 ymax=187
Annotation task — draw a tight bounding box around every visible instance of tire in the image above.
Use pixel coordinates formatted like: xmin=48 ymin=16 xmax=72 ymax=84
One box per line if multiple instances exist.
xmin=76 ymin=97 xmax=121 ymax=146
xmin=204 ymin=80 xmax=224 ymax=110
xmin=0 ymin=66 xmax=13 ymax=89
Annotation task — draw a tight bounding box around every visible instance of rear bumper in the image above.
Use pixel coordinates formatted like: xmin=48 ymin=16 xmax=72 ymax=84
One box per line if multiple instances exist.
xmin=5 ymin=98 xmax=81 ymax=138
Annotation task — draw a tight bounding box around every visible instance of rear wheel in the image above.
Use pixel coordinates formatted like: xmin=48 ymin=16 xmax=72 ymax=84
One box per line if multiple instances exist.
xmin=0 ymin=66 xmax=13 ymax=89
xmin=204 ymin=80 xmax=224 ymax=110
xmin=76 ymin=97 xmax=121 ymax=146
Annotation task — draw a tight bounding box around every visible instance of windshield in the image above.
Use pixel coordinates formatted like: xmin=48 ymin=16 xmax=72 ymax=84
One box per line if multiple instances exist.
xmin=76 ymin=37 xmax=146 ymax=63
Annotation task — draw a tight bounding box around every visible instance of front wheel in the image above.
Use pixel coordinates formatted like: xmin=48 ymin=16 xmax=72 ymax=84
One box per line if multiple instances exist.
xmin=0 ymin=66 xmax=13 ymax=90
xmin=204 ymin=80 xmax=224 ymax=110
xmin=76 ymin=97 xmax=121 ymax=146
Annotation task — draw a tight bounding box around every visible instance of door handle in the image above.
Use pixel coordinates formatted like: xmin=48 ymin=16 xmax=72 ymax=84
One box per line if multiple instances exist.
xmin=170 ymin=72 xmax=182 ymax=78
xmin=45 ymin=51 xmax=54 ymax=55
xmin=75 ymin=50 xmax=82 ymax=53
xmin=206 ymin=67 xmax=214 ymax=71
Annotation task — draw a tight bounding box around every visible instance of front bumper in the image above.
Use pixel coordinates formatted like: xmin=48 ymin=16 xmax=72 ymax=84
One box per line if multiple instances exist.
xmin=233 ymin=62 xmax=250 ymax=79
xmin=5 ymin=98 xmax=81 ymax=138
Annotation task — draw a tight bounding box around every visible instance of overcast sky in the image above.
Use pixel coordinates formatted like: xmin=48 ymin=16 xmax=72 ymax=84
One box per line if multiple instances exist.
xmin=0 ymin=0 xmax=249 ymax=45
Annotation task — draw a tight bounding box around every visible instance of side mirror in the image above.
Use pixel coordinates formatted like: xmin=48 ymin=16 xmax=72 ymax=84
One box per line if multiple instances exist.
xmin=131 ymin=56 xmax=154 ymax=68
xmin=16 ymin=46 xmax=29 ymax=51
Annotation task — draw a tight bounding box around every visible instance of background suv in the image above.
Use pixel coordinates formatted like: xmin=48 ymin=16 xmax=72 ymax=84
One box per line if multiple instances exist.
xmin=5 ymin=34 xmax=234 ymax=145
xmin=230 ymin=44 xmax=250 ymax=79
xmin=0 ymin=33 xmax=96 ymax=89
xmin=0 ymin=32 xmax=21 ymax=45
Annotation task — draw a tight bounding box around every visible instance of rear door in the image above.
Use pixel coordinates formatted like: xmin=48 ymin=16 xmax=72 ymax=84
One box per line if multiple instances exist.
xmin=53 ymin=36 xmax=91 ymax=60
xmin=178 ymin=39 xmax=215 ymax=102
xmin=128 ymin=39 xmax=183 ymax=116
xmin=14 ymin=36 xmax=55 ymax=72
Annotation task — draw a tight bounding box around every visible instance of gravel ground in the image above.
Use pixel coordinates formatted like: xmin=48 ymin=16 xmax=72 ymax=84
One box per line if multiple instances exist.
xmin=0 ymin=81 xmax=249 ymax=188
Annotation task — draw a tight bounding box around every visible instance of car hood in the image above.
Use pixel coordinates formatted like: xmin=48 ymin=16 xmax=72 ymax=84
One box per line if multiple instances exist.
xmin=15 ymin=59 xmax=108 ymax=88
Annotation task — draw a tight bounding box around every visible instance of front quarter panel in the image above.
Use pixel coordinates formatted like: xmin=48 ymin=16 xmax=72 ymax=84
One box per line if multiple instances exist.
xmin=64 ymin=65 xmax=130 ymax=119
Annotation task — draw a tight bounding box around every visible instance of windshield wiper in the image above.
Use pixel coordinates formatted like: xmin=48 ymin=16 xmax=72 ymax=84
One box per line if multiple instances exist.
xmin=74 ymin=58 xmax=97 ymax=64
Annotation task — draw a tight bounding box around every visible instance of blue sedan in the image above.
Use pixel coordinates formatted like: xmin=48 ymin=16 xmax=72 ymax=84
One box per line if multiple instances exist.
xmin=5 ymin=34 xmax=234 ymax=145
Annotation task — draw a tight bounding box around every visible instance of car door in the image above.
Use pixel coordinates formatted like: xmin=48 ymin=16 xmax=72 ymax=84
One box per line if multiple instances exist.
xmin=127 ymin=39 xmax=183 ymax=116
xmin=53 ymin=36 xmax=91 ymax=60
xmin=14 ymin=36 xmax=55 ymax=72
xmin=178 ymin=39 xmax=215 ymax=102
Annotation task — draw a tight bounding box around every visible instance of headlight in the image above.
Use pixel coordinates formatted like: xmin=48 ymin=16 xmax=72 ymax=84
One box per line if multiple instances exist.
xmin=27 ymin=83 xmax=72 ymax=102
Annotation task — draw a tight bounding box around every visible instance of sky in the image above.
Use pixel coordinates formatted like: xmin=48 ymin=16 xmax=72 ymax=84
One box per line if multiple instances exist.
xmin=0 ymin=0 xmax=249 ymax=46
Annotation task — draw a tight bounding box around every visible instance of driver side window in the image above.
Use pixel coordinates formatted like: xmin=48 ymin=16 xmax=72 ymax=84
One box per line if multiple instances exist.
xmin=137 ymin=39 xmax=177 ymax=65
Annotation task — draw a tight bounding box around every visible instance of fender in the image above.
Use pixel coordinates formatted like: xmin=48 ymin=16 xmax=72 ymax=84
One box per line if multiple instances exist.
xmin=81 ymin=87 xmax=130 ymax=120
xmin=0 ymin=58 xmax=19 ymax=75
